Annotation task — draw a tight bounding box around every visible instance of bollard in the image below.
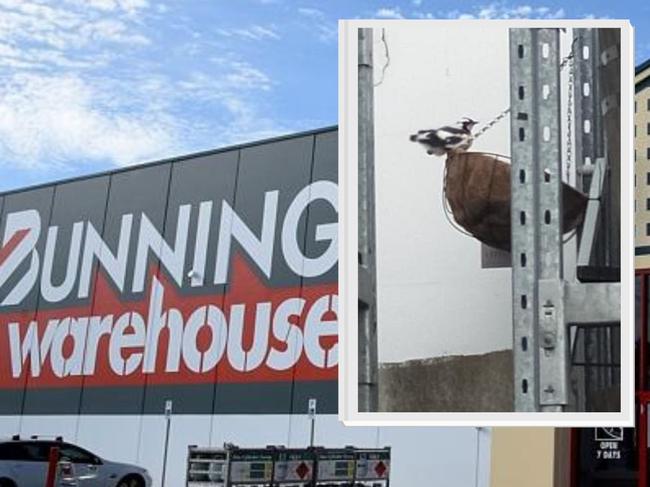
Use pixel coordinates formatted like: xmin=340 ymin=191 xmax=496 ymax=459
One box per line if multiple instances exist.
xmin=45 ymin=446 xmax=60 ymax=487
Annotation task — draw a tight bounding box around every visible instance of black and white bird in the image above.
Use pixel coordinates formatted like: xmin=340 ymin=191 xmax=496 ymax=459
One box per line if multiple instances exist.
xmin=409 ymin=117 xmax=478 ymax=156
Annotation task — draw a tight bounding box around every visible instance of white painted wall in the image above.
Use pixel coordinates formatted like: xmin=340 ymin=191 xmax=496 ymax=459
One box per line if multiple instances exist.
xmin=373 ymin=24 xmax=574 ymax=363
xmin=373 ymin=23 xmax=511 ymax=363
xmin=1 ymin=415 xmax=491 ymax=487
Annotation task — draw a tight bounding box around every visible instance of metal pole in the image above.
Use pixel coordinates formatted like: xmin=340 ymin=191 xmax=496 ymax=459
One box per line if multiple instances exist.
xmin=45 ymin=446 xmax=60 ymax=487
xmin=598 ymin=28 xmax=620 ymax=268
xmin=574 ymin=29 xmax=601 ymax=195
xmin=308 ymin=398 xmax=317 ymax=447
xmin=358 ymin=27 xmax=379 ymax=412
xmin=161 ymin=399 xmax=172 ymax=487
xmin=510 ymin=28 xmax=566 ymax=412
xmin=534 ymin=29 xmax=567 ymax=412
xmin=510 ymin=28 xmax=541 ymax=412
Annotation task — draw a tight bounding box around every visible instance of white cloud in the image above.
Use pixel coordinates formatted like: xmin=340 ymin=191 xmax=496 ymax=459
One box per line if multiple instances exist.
xmin=0 ymin=0 xmax=288 ymax=172
xmin=0 ymin=74 xmax=179 ymax=168
xmin=225 ymin=61 xmax=273 ymax=90
xmin=440 ymin=3 xmax=565 ymax=20
xmin=297 ymin=8 xmax=337 ymax=43
xmin=79 ymin=19 xmax=150 ymax=45
xmin=0 ymin=53 xmax=278 ymax=169
xmin=64 ymin=0 xmax=149 ymax=15
xmin=178 ymin=62 xmax=273 ymax=99
xmin=375 ymin=7 xmax=404 ymax=19
xmin=0 ymin=0 xmax=151 ymax=50
xmin=217 ymin=24 xmax=280 ymax=41
xmin=0 ymin=0 xmax=171 ymax=168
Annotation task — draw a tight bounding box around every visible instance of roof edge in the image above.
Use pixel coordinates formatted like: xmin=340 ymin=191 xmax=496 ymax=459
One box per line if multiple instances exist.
xmin=0 ymin=125 xmax=338 ymax=198
xmin=637 ymin=57 xmax=650 ymax=76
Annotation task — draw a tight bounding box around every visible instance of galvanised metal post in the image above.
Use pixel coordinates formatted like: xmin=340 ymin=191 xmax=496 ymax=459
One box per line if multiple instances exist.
xmin=358 ymin=27 xmax=379 ymax=413
xmin=510 ymin=28 xmax=541 ymax=412
xmin=573 ymin=28 xmax=603 ymax=194
xmin=534 ymin=29 xmax=567 ymax=412
xmin=509 ymin=28 xmax=567 ymax=412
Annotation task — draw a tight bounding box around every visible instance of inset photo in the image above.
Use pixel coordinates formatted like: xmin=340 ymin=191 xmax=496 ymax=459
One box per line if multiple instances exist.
xmin=339 ymin=20 xmax=633 ymax=424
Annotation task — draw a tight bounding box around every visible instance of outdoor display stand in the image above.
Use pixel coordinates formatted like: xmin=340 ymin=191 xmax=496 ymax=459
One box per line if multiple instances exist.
xmin=186 ymin=445 xmax=391 ymax=487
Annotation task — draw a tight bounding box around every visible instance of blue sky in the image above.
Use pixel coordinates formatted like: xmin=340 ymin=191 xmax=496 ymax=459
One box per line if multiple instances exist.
xmin=0 ymin=0 xmax=647 ymax=191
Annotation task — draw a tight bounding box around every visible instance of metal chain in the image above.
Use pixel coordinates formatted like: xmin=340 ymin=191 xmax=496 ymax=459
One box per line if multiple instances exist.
xmin=565 ymin=55 xmax=574 ymax=183
xmin=473 ymin=107 xmax=511 ymax=139
xmin=474 ymin=37 xmax=579 ymax=142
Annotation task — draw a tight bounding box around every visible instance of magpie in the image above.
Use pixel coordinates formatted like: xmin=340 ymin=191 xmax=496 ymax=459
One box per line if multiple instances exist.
xmin=409 ymin=118 xmax=478 ymax=156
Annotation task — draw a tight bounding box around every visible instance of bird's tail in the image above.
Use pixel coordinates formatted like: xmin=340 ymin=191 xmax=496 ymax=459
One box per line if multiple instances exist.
xmin=409 ymin=130 xmax=432 ymax=143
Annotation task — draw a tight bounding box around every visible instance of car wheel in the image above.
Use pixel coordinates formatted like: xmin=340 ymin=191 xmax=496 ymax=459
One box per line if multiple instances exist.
xmin=0 ymin=479 xmax=16 ymax=487
xmin=116 ymin=475 xmax=143 ymax=487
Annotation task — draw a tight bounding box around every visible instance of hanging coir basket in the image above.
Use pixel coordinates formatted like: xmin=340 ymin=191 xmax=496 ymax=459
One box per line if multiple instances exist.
xmin=443 ymin=152 xmax=588 ymax=252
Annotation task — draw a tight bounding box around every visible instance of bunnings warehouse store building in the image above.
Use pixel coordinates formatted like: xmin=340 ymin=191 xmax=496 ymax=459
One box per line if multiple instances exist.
xmin=0 ymin=127 xmax=493 ymax=486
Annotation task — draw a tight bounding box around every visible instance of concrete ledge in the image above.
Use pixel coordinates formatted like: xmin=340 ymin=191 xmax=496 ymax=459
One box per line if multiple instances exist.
xmin=379 ymin=349 xmax=514 ymax=412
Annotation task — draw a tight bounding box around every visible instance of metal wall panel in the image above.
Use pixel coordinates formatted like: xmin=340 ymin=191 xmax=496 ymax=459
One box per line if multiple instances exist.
xmin=22 ymin=176 xmax=110 ymax=415
xmin=78 ymin=164 xmax=172 ymax=414
xmin=0 ymin=128 xmax=339 ymax=417
xmin=0 ymin=187 xmax=54 ymax=414
xmin=141 ymin=149 xmax=238 ymax=415
xmin=292 ymin=130 xmax=338 ymax=415
xmin=214 ymin=135 xmax=314 ymax=415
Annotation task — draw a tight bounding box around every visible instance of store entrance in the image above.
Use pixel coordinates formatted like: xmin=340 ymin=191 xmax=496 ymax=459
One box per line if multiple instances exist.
xmin=573 ymin=428 xmax=637 ymax=487
xmin=572 ymin=273 xmax=650 ymax=486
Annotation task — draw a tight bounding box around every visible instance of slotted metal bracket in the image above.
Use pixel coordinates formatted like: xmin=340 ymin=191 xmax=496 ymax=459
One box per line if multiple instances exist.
xmin=510 ymin=28 xmax=567 ymax=412
xmin=573 ymin=29 xmax=604 ymax=194
xmin=510 ymin=28 xmax=620 ymax=412
xmin=538 ymin=280 xmax=568 ymax=409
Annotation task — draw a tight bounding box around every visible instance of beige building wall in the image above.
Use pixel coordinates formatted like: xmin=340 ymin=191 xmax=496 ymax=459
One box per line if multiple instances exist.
xmin=635 ymin=61 xmax=650 ymax=269
xmin=489 ymin=428 xmax=570 ymax=487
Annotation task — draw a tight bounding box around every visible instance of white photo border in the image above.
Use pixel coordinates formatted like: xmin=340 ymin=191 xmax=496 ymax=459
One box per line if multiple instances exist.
xmin=338 ymin=18 xmax=634 ymax=426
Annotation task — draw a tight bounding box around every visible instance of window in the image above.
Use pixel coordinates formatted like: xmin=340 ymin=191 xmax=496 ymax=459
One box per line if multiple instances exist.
xmin=0 ymin=443 xmax=23 ymax=461
xmin=648 ymin=147 xmax=650 ymax=160
xmin=59 ymin=444 xmax=100 ymax=465
xmin=648 ymin=98 xmax=650 ymax=111
xmin=646 ymin=171 xmax=650 ymax=185
xmin=646 ymin=222 xmax=650 ymax=236
xmin=0 ymin=442 xmax=53 ymax=462
xmin=646 ymin=198 xmax=650 ymax=211
xmin=20 ymin=443 xmax=52 ymax=462
xmin=648 ymin=122 xmax=650 ymax=135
